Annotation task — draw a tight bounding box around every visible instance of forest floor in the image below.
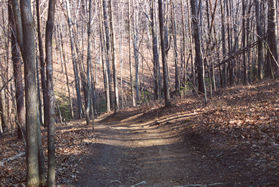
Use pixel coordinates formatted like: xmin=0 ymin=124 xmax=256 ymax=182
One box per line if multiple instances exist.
xmin=1 ymin=80 xmax=279 ymax=186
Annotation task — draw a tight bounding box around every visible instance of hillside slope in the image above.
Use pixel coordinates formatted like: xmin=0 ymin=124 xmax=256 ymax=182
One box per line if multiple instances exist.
xmin=0 ymin=80 xmax=279 ymax=185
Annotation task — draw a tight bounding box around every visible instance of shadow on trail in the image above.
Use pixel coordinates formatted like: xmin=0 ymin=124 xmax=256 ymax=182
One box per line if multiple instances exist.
xmin=74 ymin=120 xmax=279 ymax=187
xmin=76 ymin=142 xmax=278 ymax=187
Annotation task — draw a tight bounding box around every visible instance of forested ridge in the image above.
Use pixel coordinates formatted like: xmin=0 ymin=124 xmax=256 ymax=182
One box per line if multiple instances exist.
xmin=0 ymin=0 xmax=279 ymax=186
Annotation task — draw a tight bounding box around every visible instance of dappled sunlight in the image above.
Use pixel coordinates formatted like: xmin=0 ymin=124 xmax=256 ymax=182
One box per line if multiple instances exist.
xmin=82 ymin=116 xmax=188 ymax=148
xmin=84 ymin=111 xmax=198 ymax=148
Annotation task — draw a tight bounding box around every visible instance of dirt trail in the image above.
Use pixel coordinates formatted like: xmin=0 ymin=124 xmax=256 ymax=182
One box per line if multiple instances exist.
xmin=77 ymin=109 xmax=278 ymax=187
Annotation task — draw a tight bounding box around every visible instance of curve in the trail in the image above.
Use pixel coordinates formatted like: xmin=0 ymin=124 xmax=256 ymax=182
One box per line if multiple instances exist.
xmin=77 ymin=112 xmax=227 ymax=187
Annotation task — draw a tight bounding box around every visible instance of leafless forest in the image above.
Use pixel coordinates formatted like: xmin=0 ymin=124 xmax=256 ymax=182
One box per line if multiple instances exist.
xmin=0 ymin=0 xmax=279 ymax=186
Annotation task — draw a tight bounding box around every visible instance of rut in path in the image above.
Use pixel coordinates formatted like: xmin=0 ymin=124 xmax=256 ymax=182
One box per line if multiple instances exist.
xmin=76 ymin=110 xmax=269 ymax=187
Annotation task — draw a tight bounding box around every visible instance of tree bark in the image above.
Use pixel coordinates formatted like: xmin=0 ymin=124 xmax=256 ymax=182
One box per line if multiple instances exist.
xmin=158 ymin=0 xmax=171 ymax=106
xmin=267 ymin=0 xmax=279 ymax=78
xmin=86 ymin=0 xmax=93 ymax=126
xmin=65 ymin=0 xmax=83 ymax=118
xmin=255 ymin=0 xmax=264 ymax=80
xmin=242 ymin=0 xmax=248 ymax=84
xmin=190 ymin=0 xmax=206 ymax=95
xmin=0 ymin=78 xmax=7 ymax=133
xmin=149 ymin=0 xmax=160 ymax=100
xmin=128 ymin=0 xmax=136 ymax=107
xmin=220 ymin=0 xmax=227 ymax=87
xmin=132 ymin=0 xmax=140 ymax=103
xmin=58 ymin=24 xmax=74 ymax=119
xmin=171 ymin=2 xmax=180 ymax=94
xmin=8 ymin=3 xmax=25 ymax=139
xmin=36 ymin=0 xmax=48 ymax=127
xmin=45 ymin=0 xmax=57 ymax=185
xmin=19 ymin=0 xmax=40 ymax=185
xmin=108 ymin=0 xmax=119 ymax=111
xmin=102 ymin=0 xmax=113 ymax=109
xmin=10 ymin=0 xmax=23 ymax=50
xmin=99 ymin=0 xmax=111 ymax=112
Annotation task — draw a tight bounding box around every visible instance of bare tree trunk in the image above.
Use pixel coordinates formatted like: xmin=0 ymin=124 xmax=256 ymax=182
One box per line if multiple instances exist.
xmin=86 ymin=0 xmax=94 ymax=127
xmin=132 ymin=0 xmax=140 ymax=103
xmin=220 ymin=0 xmax=227 ymax=87
xmin=102 ymin=0 xmax=113 ymax=109
xmin=4 ymin=24 xmax=10 ymax=131
xmin=8 ymin=4 xmax=25 ymax=139
xmin=99 ymin=0 xmax=111 ymax=112
xmin=10 ymin=0 xmax=23 ymax=50
xmin=226 ymin=0 xmax=234 ymax=85
xmin=108 ymin=0 xmax=119 ymax=111
xmin=158 ymin=0 xmax=171 ymax=106
xmin=45 ymin=0 xmax=57 ymax=185
xmin=128 ymin=0 xmax=136 ymax=106
xmin=255 ymin=0 xmax=264 ymax=80
xmin=36 ymin=0 xmax=48 ymax=127
xmin=149 ymin=0 xmax=160 ymax=100
xmin=19 ymin=0 xmax=40 ymax=185
xmin=119 ymin=1 xmax=124 ymax=108
xmin=58 ymin=24 xmax=74 ymax=119
xmin=65 ymin=0 xmax=83 ymax=118
xmin=171 ymin=2 xmax=180 ymax=95
xmin=186 ymin=0 xmax=195 ymax=90
xmin=246 ymin=0 xmax=252 ymax=83
xmin=267 ymin=0 xmax=279 ymax=78
xmin=242 ymin=0 xmax=248 ymax=84
xmin=0 ymin=79 xmax=7 ymax=133
xmin=190 ymin=0 xmax=206 ymax=94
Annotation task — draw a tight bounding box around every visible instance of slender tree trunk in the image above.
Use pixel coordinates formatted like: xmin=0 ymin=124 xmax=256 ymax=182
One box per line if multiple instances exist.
xmin=36 ymin=0 xmax=48 ymax=127
xmin=36 ymin=55 xmax=43 ymax=126
xmin=10 ymin=0 xmax=23 ymax=50
xmin=8 ymin=4 xmax=25 ymax=139
xmin=0 ymin=79 xmax=7 ymax=133
xmin=150 ymin=0 xmax=160 ymax=100
xmin=171 ymin=2 xmax=180 ymax=94
xmin=58 ymin=24 xmax=74 ymax=119
xmin=128 ymin=0 xmax=136 ymax=106
xmin=19 ymin=0 xmax=40 ymax=185
xmin=186 ymin=0 xmax=196 ymax=90
xmin=58 ymin=26 xmax=74 ymax=119
xmin=4 ymin=22 xmax=10 ymax=130
xmin=190 ymin=0 xmax=206 ymax=95
xmin=102 ymin=0 xmax=113 ymax=109
xmin=45 ymin=0 xmax=57 ymax=185
xmin=65 ymin=0 xmax=83 ymax=118
xmin=86 ymin=0 xmax=93 ymax=126
xmin=99 ymin=0 xmax=111 ymax=112
xmin=34 ymin=53 xmax=46 ymax=186
xmin=220 ymin=0 xmax=227 ymax=87
xmin=246 ymin=0 xmax=252 ymax=82
xmin=132 ymin=0 xmax=140 ymax=103
xmin=108 ymin=0 xmax=119 ymax=111
xmin=226 ymin=0 xmax=234 ymax=85
xmin=158 ymin=0 xmax=171 ymax=106
xmin=255 ymin=0 xmax=264 ymax=80
xmin=119 ymin=2 xmax=124 ymax=108
xmin=267 ymin=0 xmax=279 ymax=78
xmin=242 ymin=0 xmax=248 ymax=84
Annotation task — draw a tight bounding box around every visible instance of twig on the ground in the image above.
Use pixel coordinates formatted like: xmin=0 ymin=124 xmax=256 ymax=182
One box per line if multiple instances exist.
xmin=130 ymin=181 xmax=147 ymax=187
xmin=174 ymin=183 xmax=223 ymax=187
xmin=0 ymin=152 xmax=25 ymax=166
